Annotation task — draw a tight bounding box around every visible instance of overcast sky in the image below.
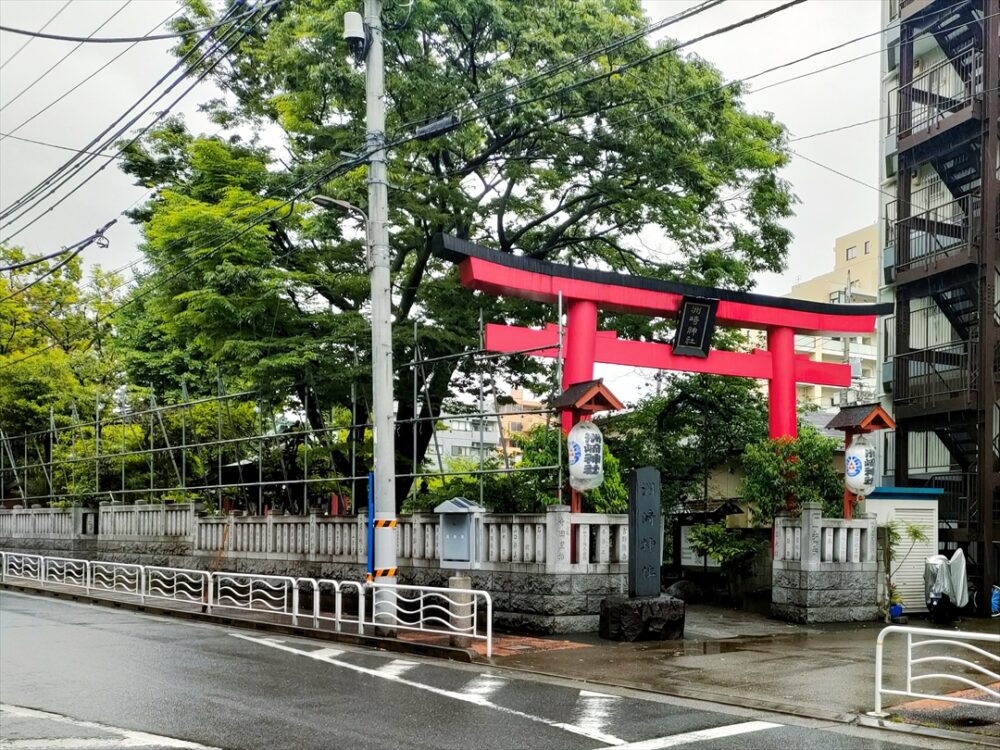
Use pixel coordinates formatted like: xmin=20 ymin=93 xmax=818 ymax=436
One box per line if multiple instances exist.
xmin=0 ymin=0 xmax=884 ymax=397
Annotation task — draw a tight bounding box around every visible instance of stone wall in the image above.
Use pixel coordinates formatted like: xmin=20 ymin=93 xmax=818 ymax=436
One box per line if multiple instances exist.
xmin=770 ymin=503 xmax=879 ymax=623
xmin=0 ymin=536 xmax=625 ymax=634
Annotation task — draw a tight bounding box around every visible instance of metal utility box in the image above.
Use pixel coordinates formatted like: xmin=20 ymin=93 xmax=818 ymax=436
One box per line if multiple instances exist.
xmin=434 ymin=497 xmax=483 ymax=569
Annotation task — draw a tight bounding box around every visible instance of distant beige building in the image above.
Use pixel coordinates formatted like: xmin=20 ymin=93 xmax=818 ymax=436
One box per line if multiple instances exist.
xmin=498 ymin=389 xmax=548 ymax=459
xmin=787 ymin=223 xmax=879 ymax=408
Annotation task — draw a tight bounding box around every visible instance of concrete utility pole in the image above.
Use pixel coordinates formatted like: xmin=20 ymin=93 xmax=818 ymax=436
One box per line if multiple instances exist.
xmin=363 ymin=0 xmax=398 ymax=597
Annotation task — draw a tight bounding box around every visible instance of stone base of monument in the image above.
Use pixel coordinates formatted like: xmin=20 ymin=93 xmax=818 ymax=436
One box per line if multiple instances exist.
xmin=598 ymin=594 xmax=685 ymax=641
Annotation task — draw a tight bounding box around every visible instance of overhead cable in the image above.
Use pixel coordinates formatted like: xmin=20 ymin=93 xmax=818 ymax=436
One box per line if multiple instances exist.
xmin=0 ymin=219 xmax=117 ymax=304
xmin=0 ymin=0 xmax=248 ymax=221
xmin=0 ymin=2 xmax=275 ymax=242
xmin=0 ymin=7 xmax=182 ymax=142
xmin=0 ymin=1 xmax=135 ymax=114
xmin=0 ymin=1 xmax=282 ymax=45
xmin=0 ymin=0 xmax=72 ymax=71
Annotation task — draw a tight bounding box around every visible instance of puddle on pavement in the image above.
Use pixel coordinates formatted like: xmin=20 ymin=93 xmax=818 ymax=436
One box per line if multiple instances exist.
xmin=634 ymin=633 xmax=812 ymax=657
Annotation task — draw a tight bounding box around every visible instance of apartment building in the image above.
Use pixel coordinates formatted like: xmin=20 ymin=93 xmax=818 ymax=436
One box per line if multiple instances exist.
xmin=879 ymin=0 xmax=998 ymax=612
xmin=788 ymin=223 xmax=880 ymax=408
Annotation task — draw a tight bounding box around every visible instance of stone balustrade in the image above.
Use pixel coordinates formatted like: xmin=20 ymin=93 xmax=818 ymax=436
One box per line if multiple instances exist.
xmin=771 ymin=502 xmax=879 ymax=623
xmin=99 ymin=503 xmax=196 ymax=541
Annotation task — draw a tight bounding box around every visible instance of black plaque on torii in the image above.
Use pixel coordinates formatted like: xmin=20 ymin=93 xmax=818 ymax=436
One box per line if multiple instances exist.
xmin=628 ymin=467 xmax=661 ymax=598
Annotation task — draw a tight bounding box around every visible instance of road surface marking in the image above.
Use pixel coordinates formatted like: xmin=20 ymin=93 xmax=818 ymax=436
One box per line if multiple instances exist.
xmin=0 ymin=704 xmax=219 ymax=749
xmin=231 ymin=632 xmax=626 ymax=746
xmin=308 ymin=647 xmax=345 ymax=659
xmin=588 ymin=720 xmax=783 ymax=750
xmin=376 ymin=659 xmax=419 ymax=678
xmin=575 ymin=690 xmax=620 ymax=737
xmin=462 ymin=674 xmax=506 ymax=699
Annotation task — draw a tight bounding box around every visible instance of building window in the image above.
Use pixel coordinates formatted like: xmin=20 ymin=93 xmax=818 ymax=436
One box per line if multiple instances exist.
xmin=509 ymin=421 xmax=523 ymax=433
xmin=864 ymin=240 xmax=871 ymax=254
xmin=451 ymin=445 xmax=462 ymax=457
xmin=846 ymin=246 xmax=857 ymax=260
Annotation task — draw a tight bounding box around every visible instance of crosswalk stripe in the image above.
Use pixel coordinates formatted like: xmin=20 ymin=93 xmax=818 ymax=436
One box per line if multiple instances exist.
xmin=590 ymin=720 xmax=783 ymax=750
xmin=376 ymin=659 xmax=418 ymax=678
xmin=462 ymin=674 xmax=506 ymax=699
xmin=575 ymin=690 xmax=620 ymax=736
xmin=232 ymin=633 xmax=626 ymax=745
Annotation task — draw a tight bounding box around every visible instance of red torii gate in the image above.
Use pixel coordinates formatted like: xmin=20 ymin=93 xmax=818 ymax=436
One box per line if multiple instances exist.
xmin=434 ymin=235 xmax=893 ymax=509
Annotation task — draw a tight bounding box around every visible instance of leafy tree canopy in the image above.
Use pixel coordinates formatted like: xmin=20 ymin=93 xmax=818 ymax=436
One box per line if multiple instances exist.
xmin=603 ymin=372 xmax=769 ymax=511
xmin=739 ymin=424 xmax=844 ymax=523
xmin=114 ymin=0 xmax=795 ymax=509
xmin=0 ymin=246 xmax=120 ymax=433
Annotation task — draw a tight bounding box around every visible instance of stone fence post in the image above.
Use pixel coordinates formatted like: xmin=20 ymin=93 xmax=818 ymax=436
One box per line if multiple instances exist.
xmin=799 ymin=501 xmax=822 ymax=570
xmin=545 ymin=505 xmax=571 ymax=573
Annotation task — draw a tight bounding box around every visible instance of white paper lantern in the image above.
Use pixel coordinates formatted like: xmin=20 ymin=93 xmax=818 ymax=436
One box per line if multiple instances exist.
xmin=567 ymin=421 xmax=604 ymax=492
xmin=844 ymin=434 xmax=876 ymax=496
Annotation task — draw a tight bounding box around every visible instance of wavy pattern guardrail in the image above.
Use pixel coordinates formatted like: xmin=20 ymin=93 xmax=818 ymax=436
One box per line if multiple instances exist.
xmin=0 ymin=550 xmax=492 ymax=656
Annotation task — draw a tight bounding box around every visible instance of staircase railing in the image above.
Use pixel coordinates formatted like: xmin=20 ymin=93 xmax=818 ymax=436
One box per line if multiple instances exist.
xmin=892 ymin=49 xmax=984 ymax=136
xmin=929 ymin=471 xmax=978 ymax=529
xmin=893 ymin=192 xmax=981 ymax=274
xmin=894 ymin=341 xmax=977 ymax=407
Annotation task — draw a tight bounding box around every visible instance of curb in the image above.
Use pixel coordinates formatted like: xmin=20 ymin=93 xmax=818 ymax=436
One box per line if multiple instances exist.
xmin=0 ymin=581 xmax=477 ymax=663
xmin=856 ymin=714 xmax=999 ymax=748
xmin=490 ymin=662 xmax=995 ymax=747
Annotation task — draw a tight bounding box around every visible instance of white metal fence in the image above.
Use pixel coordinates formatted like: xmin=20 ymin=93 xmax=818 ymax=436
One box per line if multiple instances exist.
xmin=870 ymin=625 xmax=1000 ymax=715
xmin=0 ymin=550 xmax=492 ymax=656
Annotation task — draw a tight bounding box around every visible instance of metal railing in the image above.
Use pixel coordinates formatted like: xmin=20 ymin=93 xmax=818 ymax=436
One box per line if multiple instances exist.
xmin=870 ymin=625 xmax=1000 ymax=715
xmin=892 ymin=49 xmax=984 ymax=136
xmin=891 ymin=193 xmax=981 ymax=275
xmin=931 ymin=472 xmax=979 ymax=528
xmin=893 ymin=341 xmax=977 ymax=406
xmin=369 ymin=581 xmax=492 ymax=657
xmin=90 ymin=561 xmax=144 ymax=600
xmin=0 ymin=551 xmax=491 ymax=655
xmin=144 ymin=566 xmax=210 ymax=606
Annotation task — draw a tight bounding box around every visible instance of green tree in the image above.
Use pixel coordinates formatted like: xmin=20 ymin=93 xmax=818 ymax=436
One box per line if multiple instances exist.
xmin=739 ymin=424 xmax=844 ymax=523
xmin=117 ymin=0 xmax=794 ymax=511
xmin=0 ymin=245 xmax=121 ymax=435
xmin=604 ymin=373 xmax=769 ymax=511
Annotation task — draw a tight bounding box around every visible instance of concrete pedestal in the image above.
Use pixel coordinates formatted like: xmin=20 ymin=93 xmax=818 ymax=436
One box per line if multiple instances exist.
xmin=449 ymin=575 xmax=473 ymax=648
xmin=598 ymin=594 xmax=685 ymax=641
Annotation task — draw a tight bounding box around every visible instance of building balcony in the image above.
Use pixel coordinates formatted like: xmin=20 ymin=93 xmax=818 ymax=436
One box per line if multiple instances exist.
xmin=892 ymin=341 xmax=978 ymax=418
xmin=890 ymin=49 xmax=983 ymax=154
xmin=885 ymin=191 xmax=981 ymax=285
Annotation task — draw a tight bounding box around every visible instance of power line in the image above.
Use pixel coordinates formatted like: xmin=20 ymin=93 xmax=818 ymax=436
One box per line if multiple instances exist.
xmin=0 ymin=2 xmax=275 ymax=241
xmin=0 ymin=241 xmax=90 ymax=272
xmin=612 ymin=0 xmax=977 ymax=131
xmin=0 ymin=0 xmax=258 ymax=221
xmin=0 ymin=1 xmax=134 ymax=115
xmin=0 ymin=1 xmax=282 ymax=45
xmin=0 ymin=7 xmax=182 ymax=142
xmin=0 ymin=0 xmax=817 ymax=367
xmin=0 ymin=0 xmax=72 ymax=71
xmin=0 ymin=220 xmax=117 ymax=304
xmin=790 ymin=149 xmax=897 ymax=202
xmin=0 ymin=131 xmax=118 ymax=157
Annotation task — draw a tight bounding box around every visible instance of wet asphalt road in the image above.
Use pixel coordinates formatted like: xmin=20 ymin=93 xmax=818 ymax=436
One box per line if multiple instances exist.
xmin=0 ymin=590 xmax=961 ymax=750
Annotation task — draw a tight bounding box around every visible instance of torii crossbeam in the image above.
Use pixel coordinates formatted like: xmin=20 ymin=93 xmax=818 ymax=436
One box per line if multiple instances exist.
xmin=433 ymin=234 xmax=892 ymax=499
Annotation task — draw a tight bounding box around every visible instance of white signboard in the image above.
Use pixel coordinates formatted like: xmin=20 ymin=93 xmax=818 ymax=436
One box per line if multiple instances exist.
xmin=679 ymin=525 xmax=721 ymax=568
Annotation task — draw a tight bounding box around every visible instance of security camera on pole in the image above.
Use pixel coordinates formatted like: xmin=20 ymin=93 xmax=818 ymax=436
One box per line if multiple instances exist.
xmin=344 ymin=2 xmax=397 ymax=626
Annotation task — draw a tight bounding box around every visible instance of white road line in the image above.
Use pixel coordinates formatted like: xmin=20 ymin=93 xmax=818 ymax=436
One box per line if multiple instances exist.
xmin=0 ymin=704 xmax=219 ymax=750
xmin=462 ymin=674 xmax=506 ymax=700
xmin=575 ymin=690 xmax=620 ymax=737
xmin=376 ymin=659 xmax=419 ymax=678
xmin=307 ymin=647 xmax=345 ymax=659
xmin=589 ymin=720 xmax=783 ymax=750
xmin=230 ymin=633 xmax=626 ymax=746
